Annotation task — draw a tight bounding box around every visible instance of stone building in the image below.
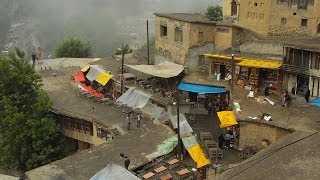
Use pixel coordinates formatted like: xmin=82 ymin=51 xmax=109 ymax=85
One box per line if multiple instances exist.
xmin=223 ymin=0 xmax=240 ymax=21
xmin=283 ymin=40 xmax=320 ymax=97
xmin=154 ymin=13 xmax=216 ymax=72
xmin=223 ymin=0 xmax=320 ymax=38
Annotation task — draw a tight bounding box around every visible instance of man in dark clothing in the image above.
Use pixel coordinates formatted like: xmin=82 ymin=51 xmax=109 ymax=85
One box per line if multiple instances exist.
xmin=124 ymin=156 xmax=130 ymax=170
xmin=31 ymin=53 xmax=38 ymax=65
xmin=218 ymin=134 xmax=224 ymax=149
xmin=305 ymin=89 xmax=310 ymax=103
xmin=264 ymin=86 xmax=269 ymax=97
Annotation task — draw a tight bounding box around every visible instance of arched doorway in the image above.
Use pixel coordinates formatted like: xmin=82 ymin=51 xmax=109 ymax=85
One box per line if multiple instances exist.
xmin=231 ymin=0 xmax=238 ymax=16
xmin=317 ymin=24 xmax=320 ymax=34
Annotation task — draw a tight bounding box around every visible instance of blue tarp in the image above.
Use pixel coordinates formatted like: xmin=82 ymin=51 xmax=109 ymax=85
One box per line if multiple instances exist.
xmin=310 ymin=98 xmax=320 ymax=107
xmin=178 ymin=82 xmax=227 ymax=94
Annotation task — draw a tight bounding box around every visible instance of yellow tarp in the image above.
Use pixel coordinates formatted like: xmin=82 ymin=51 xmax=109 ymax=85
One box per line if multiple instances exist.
xmin=81 ymin=65 xmax=90 ymax=72
xmin=187 ymin=144 xmax=210 ymax=168
xmin=217 ymin=111 xmax=238 ymax=128
xmin=203 ymin=54 xmax=282 ymax=69
xmin=95 ymin=72 xmax=112 ymax=86
xmin=237 ymin=59 xmax=282 ymax=69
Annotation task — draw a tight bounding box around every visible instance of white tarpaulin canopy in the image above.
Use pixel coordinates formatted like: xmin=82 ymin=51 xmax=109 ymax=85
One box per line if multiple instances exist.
xmin=116 ymin=87 xmax=151 ymax=109
xmin=90 ymin=163 xmax=140 ymax=180
xmin=125 ymin=61 xmax=184 ymax=78
xmin=141 ymin=102 xmax=168 ymax=122
xmin=86 ymin=65 xmax=106 ymax=81
xmin=170 ymin=114 xmax=193 ymax=135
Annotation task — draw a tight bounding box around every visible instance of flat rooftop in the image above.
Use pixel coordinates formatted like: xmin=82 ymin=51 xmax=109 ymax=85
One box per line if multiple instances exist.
xmin=26 ymin=58 xmax=174 ymax=179
xmin=154 ymin=13 xmax=216 ymax=24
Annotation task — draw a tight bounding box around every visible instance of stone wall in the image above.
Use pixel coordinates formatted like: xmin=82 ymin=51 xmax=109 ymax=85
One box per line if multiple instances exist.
xmin=239 ymin=121 xmax=291 ymax=150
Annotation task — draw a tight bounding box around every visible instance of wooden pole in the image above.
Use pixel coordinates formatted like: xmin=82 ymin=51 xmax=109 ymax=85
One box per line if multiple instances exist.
xmin=147 ymin=20 xmax=150 ymax=65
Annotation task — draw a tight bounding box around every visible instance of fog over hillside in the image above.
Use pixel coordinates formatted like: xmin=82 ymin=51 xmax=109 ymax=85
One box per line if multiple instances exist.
xmin=2 ymin=0 xmax=220 ymax=58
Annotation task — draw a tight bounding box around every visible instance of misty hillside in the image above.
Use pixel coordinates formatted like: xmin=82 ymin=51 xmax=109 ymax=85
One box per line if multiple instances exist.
xmin=1 ymin=0 xmax=220 ymax=58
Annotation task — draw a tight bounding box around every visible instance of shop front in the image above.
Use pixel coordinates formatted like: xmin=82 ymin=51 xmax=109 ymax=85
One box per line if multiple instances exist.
xmin=236 ymin=59 xmax=283 ymax=91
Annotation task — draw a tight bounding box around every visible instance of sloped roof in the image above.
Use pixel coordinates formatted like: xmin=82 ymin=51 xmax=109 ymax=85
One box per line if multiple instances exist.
xmin=218 ymin=131 xmax=320 ymax=180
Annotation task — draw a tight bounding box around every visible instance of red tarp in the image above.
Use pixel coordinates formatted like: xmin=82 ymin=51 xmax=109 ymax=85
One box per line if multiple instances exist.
xmin=78 ymin=83 xmax=105 ymax=98
xmin=73 ymin=72 xmax=85 ymax=82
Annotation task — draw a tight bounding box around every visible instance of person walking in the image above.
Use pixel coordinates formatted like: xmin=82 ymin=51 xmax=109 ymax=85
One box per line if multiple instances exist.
xmin=31 ymin=53 xmax=38 ymax=65
xmin=282 ymin=90 xmax=290 ymax=107
xmin=126 ymin=114 xmax=131 ymax=130
xmin=305 ymin=89 xmax=310 ymax=103
xmin=136 ymin=113 xmax=141 ymax=128
xmin=124 ymin=156 xmax=130 ymax=170
xmin=264 ymin=86 xmax=269 ymax=97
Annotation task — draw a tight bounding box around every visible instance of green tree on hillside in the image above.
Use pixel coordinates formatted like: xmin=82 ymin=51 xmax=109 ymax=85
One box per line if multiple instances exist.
xmin=205 ymin=5 xmax=223 ymax=22
xmin=54 ymin=38 xmax=91 ymax=58
xmin=115 ymin=44 xmax=133 ymax=55
xmin=0 ymin=48 xmax=64 ymax=171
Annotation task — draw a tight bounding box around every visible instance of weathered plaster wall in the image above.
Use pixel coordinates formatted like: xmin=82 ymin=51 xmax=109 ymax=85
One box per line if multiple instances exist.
xmin=238 ymin=0 xmax=320 ymax=38
xmin=239 ymin=121 xmax=291 ymax=149
xmin=240 ymin=41 xmax=283 ymax=56
xmin=215 ymin=26 xmax=235 ymax=52
xmin=186 ymin=43 xmax=214 ymax=71
xmin=155 ymin=16 xmax=191 ymax=65
xmin=155 ymin=16 xmax=216 ymax=71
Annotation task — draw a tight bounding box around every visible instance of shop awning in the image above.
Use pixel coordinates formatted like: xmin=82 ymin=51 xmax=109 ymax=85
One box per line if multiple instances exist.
xmin=85 ymin=65 xmax=113 ymax=85
xmin=217 ymin=111 xmax=238 ymax=128
xmin=237 ymin=59 xmax=282 ymax=69
xmin=95 ymin=72 xmax=112 ymax=86
xmin=125 ymin=61 xmax=184 ymax=78
xmin=178 ymin=82 xmax=227 ymax=94
xmin=187 ymin=144 xmax=210 ymax=168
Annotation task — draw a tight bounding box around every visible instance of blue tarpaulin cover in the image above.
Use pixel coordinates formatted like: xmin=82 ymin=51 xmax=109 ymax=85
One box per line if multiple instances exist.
xmin=178 ymin=82 xmax=227 ymax=94
xmin=310 ymin=98 xmax=320 ymax=107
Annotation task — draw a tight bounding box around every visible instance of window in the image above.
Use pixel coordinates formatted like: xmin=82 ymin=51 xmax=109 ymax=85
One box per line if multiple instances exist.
xmin=259 ymin=13 xmax=264 ymax=20
xmin=254 ymin=2 xmax=257 ymax=6
xmin=198 ymin=31 xmax=204 ymax=42
xmin=317 ymin=24 xmax=320 ymax=34
xmin=174 ymin=27 xmax=183 ymax=42
xmin=260 ymin=3 xmax=264 ymax=7
xmin=281 ymin=18 xmax=287 ymax=25
xmin=247 ymin=12 xmax=251 ymax=18
xmin=301 ymin=19 xmax=308 ymax=27
xmin=160 ymin=24 xmax=167 ymax=37
xmin=297 ymin=0 xmax=307 ymax=10
xmin=249 ymin=2 xmax=252 ymax=6
xmin=293 ymin=12 xmax=297 ymax=15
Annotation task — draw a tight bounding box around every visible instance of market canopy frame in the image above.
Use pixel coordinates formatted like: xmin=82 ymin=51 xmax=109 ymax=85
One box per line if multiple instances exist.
xmin=125 ymin=61 xmax=184 ymax=78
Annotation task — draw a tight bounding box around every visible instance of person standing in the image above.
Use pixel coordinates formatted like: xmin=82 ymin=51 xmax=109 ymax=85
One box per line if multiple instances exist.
xmin=31 ymin=53 xmax=38 ymax=65
xmin=264 ymin=86 xmax=269 ymax=97
xmin=218 ymin=134 xmax=224 ymax=149
xmin=126 ymin=114 xmax=131 ymax=130
xmin=124 ymin=156 xmax=130 ymax=170
xmin=305 ymin=89 xmax=310 ymax=103
xmin=136 ymin=113 xmax=141 ymax=128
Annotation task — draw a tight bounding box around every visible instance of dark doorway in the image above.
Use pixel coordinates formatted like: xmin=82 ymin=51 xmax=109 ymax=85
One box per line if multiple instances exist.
xmin=317 ymin=24 xmax=320 ymax=34
xmin=231 ymin=0 xmax=237 ymax=16
xmin=297 ymin=74 xmax=309 ymax=95
xmin=220 ymin=64 xmax=226 ymax=79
